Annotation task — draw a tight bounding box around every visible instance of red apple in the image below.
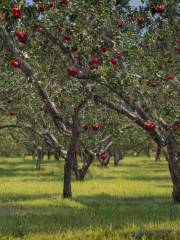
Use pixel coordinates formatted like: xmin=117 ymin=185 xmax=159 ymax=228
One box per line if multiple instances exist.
xmin=145 ymin=122 xmax=156 ymax=130
xmin=39 ymin=3 xmax=45 ymax=12
xmin=11 ymin=4 xmax=21 ymax=18
xmin=118 ymin=20 xmax=125 ymax=28
xmin=49 ymin=1 xmax=56 ymax=8
xmin=155 ymin=4 xmax=165 ymax=14
xmin=16 ymin=32 xmax=28 ymax=43
xmin=172 ymin=122 xmax=180 ymax=132
xmin=92 ymin=55 xmax=100 ymax=64
xmin=37 ymin=26 xmax=43 ymax=32
xmin=164 ymin=73 xmax=174 ymax=81
xmin=111 ymin=57 xmax=118 ymax=65
xmin=61 ymin=0 xmax=69 ymax=4
xmin=92 ymin=47 xmax=97 ymax=52
xmin=43 ymin=105 xmax=49 ymax=113
xmin=176 ymin=39 xmax=180 ymax=44
xmin=11 ymin=59 xmax=21 ymax=68
xmin=137 ymin=17 xmax=145 ymax=25
xmin=83 ymin=124 xmax=89 ymax=130
xmin=64 ymin=35 xmax=72 ymax=41
xmin=92 ymin=123 xmax=101 ymax=131
xmin=67 ymin=67 xmax=79 ymax=77
xmin=3 ymin=48 xmax=10 ymax=53
xmin=101 ymin=47 xmax=108 ymax=53
xmin=99 ymin=151 xmax=109 ymax=161
xmin=9 ymin=111 xmax=16 ymax=117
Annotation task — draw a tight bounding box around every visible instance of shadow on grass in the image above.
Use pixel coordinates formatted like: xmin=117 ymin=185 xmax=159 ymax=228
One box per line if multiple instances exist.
xmin=0 ymin=157 xmax=178 ymax=239
xmin=85 ymin=169 xmax=170 ymax=182
xmin=0 ymin=193 xmax=55 ymax=203
xmin=124 ymin=175 xmax=170 ymax=182
xmin=0 ymin=194 xmax=179 ymax=238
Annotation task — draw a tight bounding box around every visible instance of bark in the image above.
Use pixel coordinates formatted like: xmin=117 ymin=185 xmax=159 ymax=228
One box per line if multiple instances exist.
xmin=63 ymin=156 xmax=73 ymax=198
xmin=35 ymin=146 xmax=44 ymax=170
xmin=163 ymin=148 xmax=169 ymax=162
xmin=63 ymin=133 xmax=77 ymax=198
xmin=166 ymin=135 xmax=180 ymax=202
xmin=63 ymin=100 xmax=86 ymax=198
xmin=73 ymin=149 xmax=94 ymax=180
xmin=32 ymin=149 xmax=36 ymax=161
xmin=155 ymin=145 xmax=161 ymax=161
xmin=47 ymin=149 xmax=51 ymax=160
xmin=114 ymin=151 xmax=125 ymax=166
xmin=145 ymin=146 xmax=151 ymax=158
xmin=93 ymin=94 xmax=165 ymax=146
xmin=54 ymin=147 xmax=61 ymax=160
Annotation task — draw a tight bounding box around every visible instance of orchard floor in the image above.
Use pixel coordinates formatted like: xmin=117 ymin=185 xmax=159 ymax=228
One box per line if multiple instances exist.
xmin=0 ymin=156 xmax=180 ymax=240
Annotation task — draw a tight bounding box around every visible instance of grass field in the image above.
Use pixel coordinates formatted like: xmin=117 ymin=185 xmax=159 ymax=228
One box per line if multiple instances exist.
xmin=0 ymin=156 xmax=180 ymax=240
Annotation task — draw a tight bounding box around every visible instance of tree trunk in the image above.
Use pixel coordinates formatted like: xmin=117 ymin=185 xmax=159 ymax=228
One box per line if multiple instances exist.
xmin=166 ymin=136 xmax=180 ymax=202
xmin=145 ymin=146 xmax=151 ymax=158
xmin=35 ymin=146 xmax=43 ymax=170
xmin=114 ymin=151 xmax=124 ymax=166
xmin=47 ymin=150 xmax=51 ymax=160
xmin=63 ymin=139 xmax=77 ymax=198
xmin=32 ymin=149 xmax=36 ymax=161
xmin=62 ymin=101 xmax=83 ymax=198
xmin=73 ymin=149 xmax=94 ymax=180
xmin=155 ymin=145 xmax=161 ymax=161
xmin=54 ymin=147 xmax=61 ymax=160
xmin=63 ymin=156 xmax=73 ymax=198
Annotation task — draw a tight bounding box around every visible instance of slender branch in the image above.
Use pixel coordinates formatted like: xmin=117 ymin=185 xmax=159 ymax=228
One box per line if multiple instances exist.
xmin=0 ymin=26 xmax=71 ymax=136
xmin=92 ymin=94 xmax=165 ymax=146
xmin=40 ymin=27 xmax=69 ymax=53
xmin=92 ymin=77 xmax=150 ymax=122
xmin=0 ymin=26 xmax=34 ymax=79
xmin=43 ymin=130 xmax=67 ymax=159
xmin=104 ymin=141 xmax=113 ymax=152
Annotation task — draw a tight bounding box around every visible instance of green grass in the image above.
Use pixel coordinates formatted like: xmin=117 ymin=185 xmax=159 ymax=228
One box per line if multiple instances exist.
xmin=0 ymin=156 xmax=180 ymax=240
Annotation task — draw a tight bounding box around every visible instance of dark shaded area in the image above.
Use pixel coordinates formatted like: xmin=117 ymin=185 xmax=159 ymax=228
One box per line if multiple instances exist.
xmin=125 ymin=175 xmax=170 ymax=182
xmin=0 ymin=193 xmax=55 ymax=203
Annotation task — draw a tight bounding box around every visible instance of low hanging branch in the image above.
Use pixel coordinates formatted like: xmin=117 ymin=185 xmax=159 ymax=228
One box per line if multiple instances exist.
xmin=40 ymin=27 xmax=69 ymax=53
xmin=91 ymin=93 xmax=165 ymax=146
xmin=0 ymin=26 xmax=71 ymax=136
